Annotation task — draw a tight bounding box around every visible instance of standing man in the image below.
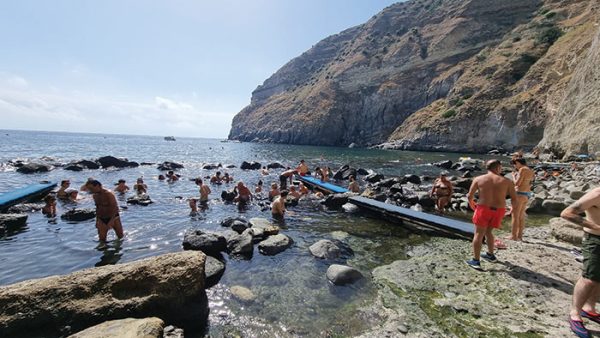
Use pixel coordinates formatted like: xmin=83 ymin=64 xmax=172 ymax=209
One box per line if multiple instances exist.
xmin=561 ymin=187 xmax=600 ymax=338
xmin=272 ymin=190 xmax=289 ymax=220
xmin=86 ymin=180 xmax=124 ymax=242
xmin=279 ymin=167 xmax=296 ymax=190
xmin=466 ymin=160 xmax=516 ymax=269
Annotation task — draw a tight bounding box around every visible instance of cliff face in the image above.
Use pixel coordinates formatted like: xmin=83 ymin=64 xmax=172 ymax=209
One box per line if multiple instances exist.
xmin=229 ymin=0 xmax=599 ymax=155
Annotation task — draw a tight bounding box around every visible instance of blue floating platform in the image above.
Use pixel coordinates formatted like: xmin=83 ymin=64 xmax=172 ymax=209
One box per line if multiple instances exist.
xmin=296 ymin=175 xmax=348 ymax=194
xmin=0 ymin=182 xmax=57 ymax=212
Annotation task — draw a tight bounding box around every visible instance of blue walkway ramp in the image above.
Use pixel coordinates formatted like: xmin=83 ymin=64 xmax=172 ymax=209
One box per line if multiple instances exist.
xmin=0 ymin=182 xmax=57 ymax=212
xmin=296 ymin=175 xmax=348 ymax=194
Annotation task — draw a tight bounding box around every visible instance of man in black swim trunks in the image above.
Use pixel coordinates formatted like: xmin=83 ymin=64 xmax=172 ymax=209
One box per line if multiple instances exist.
xmin=86 ymin=180 xmax=124 ymax=242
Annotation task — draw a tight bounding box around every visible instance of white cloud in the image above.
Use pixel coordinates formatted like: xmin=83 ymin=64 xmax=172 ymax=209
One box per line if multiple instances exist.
xmin=155 ymin=96 xmax=194 ymax=111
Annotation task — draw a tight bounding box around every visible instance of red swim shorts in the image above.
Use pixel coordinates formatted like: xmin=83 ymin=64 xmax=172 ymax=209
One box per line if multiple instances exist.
xmin=472 ymin=205 xmax=506 ymax=229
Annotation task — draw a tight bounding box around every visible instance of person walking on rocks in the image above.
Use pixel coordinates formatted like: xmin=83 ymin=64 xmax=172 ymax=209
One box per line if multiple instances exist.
xmin=466 ymin=160 xmax=516 ymax=269
xmin=86 ymin=179 xmax=124 ymax=242
xmin=561 ymin=187 xmax=600 ymax=338
xmin=509 ymin=158 xmax=534 ymax=241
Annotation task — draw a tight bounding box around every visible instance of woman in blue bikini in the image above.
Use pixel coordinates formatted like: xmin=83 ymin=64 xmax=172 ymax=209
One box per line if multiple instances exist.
xmin=510 ymin=158 xmax=535 ymax=241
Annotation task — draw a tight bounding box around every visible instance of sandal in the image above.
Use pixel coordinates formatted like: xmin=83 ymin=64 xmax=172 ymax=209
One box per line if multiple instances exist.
xmin=494 ymin=239 xmax=507 ymax=250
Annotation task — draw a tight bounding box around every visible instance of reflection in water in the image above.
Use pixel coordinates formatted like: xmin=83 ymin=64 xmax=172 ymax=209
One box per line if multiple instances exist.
xmin=95 ymin=240 xmax=123 ymax=267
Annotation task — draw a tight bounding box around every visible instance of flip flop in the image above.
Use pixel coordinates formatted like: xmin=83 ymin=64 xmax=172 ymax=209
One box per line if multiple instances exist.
xmin=494 ymin=239 xmax=507 ymax=250
xmin=569 ymin=318 xmax=591 ymax=338
xmin=581 ymin=310 xmax=600 ymax=324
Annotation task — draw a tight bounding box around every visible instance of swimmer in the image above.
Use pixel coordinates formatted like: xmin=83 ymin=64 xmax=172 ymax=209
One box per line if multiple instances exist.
xmin=348 ymin=175 xmax=360 ymax=193
xmin=67 ymin=189 xmax=79 ymax=202
xmin=189 ymin=198 xmax=198 ymax=214
xmin=289 ymin=186 xmax=302 ymax=200
xmin=222 ymin=172 xmax=233 ymax=184
xmin=196 ymin=178 xmax=211 ymax=206
xmin=318 ymin=167 xmax=331 ymax=182
xmin=56 ymin=180 xmax=70 ymax=200
xmin=299 ymin=182 xmax=309 ymax=195
xmin=233 ymin=181 xmax=252 ymax=204
xmin=167 ymin=170 xmax=179 ymax=182
xmin=255 ymin=180 xmax=264 ymax=193
xmin=210 ymin=171 xmax=223 ymax=184
xmin=269 ymin=183 xmax=280 ymax=201
xmin=271 ymin=190 xmax=289 ymax=219
xmin=158 ymin=174 xmax=166 ymax=181
xmin=114 ymin=179 xmax=129 ymax=193
xmin=86 ymin=180 xmax=124 ymax=242
xmin=133 ymin=178 xmax=148 ymax=195
xmin=42 ymin=195 xmax=57 ymax=217
xmin=261 ymin=166 xmax=270 ymax=175
xmin=80 ymin=177 xmax=94 ymax=192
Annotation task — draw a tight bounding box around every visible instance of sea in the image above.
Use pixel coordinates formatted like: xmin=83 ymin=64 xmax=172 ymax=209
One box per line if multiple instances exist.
xmin=0 ymin=130 xmax=551 ymax=337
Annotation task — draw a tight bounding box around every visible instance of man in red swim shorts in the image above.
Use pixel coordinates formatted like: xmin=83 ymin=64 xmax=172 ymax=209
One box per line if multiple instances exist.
xmin=466 ymin=160 xmax=517 ymax=269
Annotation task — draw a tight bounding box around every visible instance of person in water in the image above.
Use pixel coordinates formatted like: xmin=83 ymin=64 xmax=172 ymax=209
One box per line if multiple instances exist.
xmin=86 ymin=180 xmax=124 ymax=242
xmin=318 ymin=167 xmax=330 ymax=182
xmin=114 ymin=179 xmax=129 ymax=193
xmin=279 ymin=168 xmax=296 ymax=190
xmin=296 ymin=160 xmax=309 ymax=176
xmin=298 ymin=182 xmax=310 ymax=196
xmin=289 ymin=186 xmax=302 ymax=200
xmin=67 ymin=189 xmax=79 ymax=202
xmin=271 ymin=190 xmax=288 ymax=219
xmin=196 ymin=178 xmax=211 ymax=206
xmin=269 ymin=183 xmax=280 ymax=201
xmin=261 ymin=166 xmax=270 ymax=175
xmin=56 ymin=180 xmax=70 ymax=200
xmin=210 ymin=171 xmax=223 ymax=184
xmin=80 ymin=177 xmax=94 ymax=192
xmin=42 ymin=195 xmax=57 ymax=217
xmin=466 ymin=160 xmax=517 ymax=269
xmin=234 ymin=181 xmax=252 ymax=204
xmin=222 ymin=172 xmax=233 ymax=183
xmin=255 ymin=180 xmax=264 ymax=193
xmin=509 ymin=158 xmax=535 ymax=241
xmin=561 ymin=187 xmax=600 ymax=338
xmin=348 ymin=175 xmax=360 ymax=193
xmin=189 ymin=198 xmax=198 ymax=215
xmin=133 ymin=178 xmax=148 ymax=195
xmin=431 ymin=173 xmax=453 ymax=213
xmin=158 ymin=174 xmax=166 ymax=181
xmin=167 ymin=170 xmax=179 ymax=182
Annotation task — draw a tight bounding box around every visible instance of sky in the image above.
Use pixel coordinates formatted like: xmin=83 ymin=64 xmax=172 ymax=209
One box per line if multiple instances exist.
xmin=0 ymin=0 xmax=399 ymax=138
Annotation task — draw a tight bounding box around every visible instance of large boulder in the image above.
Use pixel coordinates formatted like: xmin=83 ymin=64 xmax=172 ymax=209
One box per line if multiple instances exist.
xmin=249 ymin=217 xmax=271 ymax=229
xmin=226 ymin=231 xmax=254 ymax=257
xmin=333 ymin=165 xmax=357 ymax=180
xmin=0 ymin=251 xmax=208 ymax=337
xmin=0 ymin=214 xmax=28 ymax=228
xmin=433 ymin=160 xmax=453 ymax=170
xmin=157 ymin=161 xmax=184 ymax=171
xmin=68 ymin=317 xmax=164 ymax=338
xmin=416 ymin=192 xmax=436 ymax=209
xmin=364 ymin=173 xmax=384 ymax=183
xmin=258 ymin=234 xmax=293 ymax=255
xmin=96 ymin=156 xmax=139 ymax=169
xmin=60 ymin=209 xmax=96 ymax=222
xmin=231 ymin=221 xmax=249 ymax=234
xmin=309 ymin=240 xmax=341 ymax=260
xmin=326 ymin=264 xmax=363 ymax=286
xmin=16 ymin=163 xmax=50 ymax=174
xmin=202 ymin=163 xmax=221 ymax=170
xmin=403 ymin=174 xmax=421 ymax=185
xmin=65 ymin=160 xmax=100 ymax=171
xmin=267 ymin=162 xmax=285 ymax=169
xmin=182 ymin=230 xmax=227 ymax=257
xmin=322 ymin=193 xmax=352 ymax=209
xmin=542 ymin=200 xmax=569 ymax=216
xmin=453 ymin=178 xmax=473 ymax=190
xmin=550 ymin=217 xmax=583 ymax=245
xmin=127 ymin=195 xmax=153 ymax=206
xmin=204 ymin=256 xmax=225 ymax=288
xmin=220 ymin=216 xmax=248 ymax=228
xmin=240 ymin=161 xmax=261 ymax=170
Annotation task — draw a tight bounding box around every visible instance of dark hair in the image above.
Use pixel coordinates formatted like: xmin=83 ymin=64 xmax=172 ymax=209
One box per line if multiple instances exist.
xmin=216 ymin=171 xmax=221 ymax=175
xmin=61 ymin=180 xmax=70 ymax=185
xmin=258 ymin=180 xmax=263 ymax=185
xmin=349 ymin=175 xmax=355 ymax=180
xmin=511 ymin=158 xmax=526 ymax=165
xmin=300 ymin=160 xmax=305 ymax=163
xmin=44 ymin=194 xmax=56 ymax=202
xmin=195 ymin=178 xmax=203 ymax=185
xmin=118 ymin=179 xmax=126 ymax=183
xmin=86 ymin=179 xmax=102 ymax=187
xmin=280 ymin=190 xmax=289 ymax=197
xmin=486 ymin=159 xmax=502 ymax=171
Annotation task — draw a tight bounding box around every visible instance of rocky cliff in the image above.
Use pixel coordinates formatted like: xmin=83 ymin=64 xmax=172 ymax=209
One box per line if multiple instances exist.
xmin=229 ymin=0 xmax=599 ymax=156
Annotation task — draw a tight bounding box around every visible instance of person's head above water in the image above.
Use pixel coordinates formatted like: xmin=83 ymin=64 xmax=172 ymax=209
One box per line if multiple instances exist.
xmin=61 ymin=180 xmax=70 ymax=187
xmin=137 ymin=178 xmax=144 ymax=184
xmin=271 ymin=183 xmax=278 ymax=189
xmin=485 ymin=159 xmax=502 ymax=174
xmin=216 ymin=171 xmax=221 ymax=176
xmin=280 ymin=190 xmax=289 ymax=198
xmin=85 ymin=179 xmax=102 ymax=192
xmin=118 ymin=179 xmax=126 ymax=184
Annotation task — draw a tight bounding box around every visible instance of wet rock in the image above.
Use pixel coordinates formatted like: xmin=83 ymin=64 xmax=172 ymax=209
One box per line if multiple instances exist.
xmin=221 ymin=216 xmax=248 ymax=228
xmin=67 ymin=317 xmax=164 ymax=338
xmin=322 ymin=193 xmax=352 ymax=209
xmin=309 ymin=240 xmax=341 ymax=259
xmin=221 ymin=190 xmax=237 ymax=202
xmin=60 ymin=209 xmax=96 ymax=222
xmin=64 ymin=164 xmax=84 ymax=171
xmin=226 ymin=231 xmax=254 ymax=257
xmin=376 ymin=178 xmax=400 ymax=188
xmin=326 ymin=264 xmax=363 ymax=285
xmin=249 ymin=217 xmax=271 ymax=229
xmin=230 ymin=286 xmax=256 ymax=302
xmin=72 ymin=160 xmax=100 ymax=170
xmin=16 ymin=163 xmax=50 ymax=174
xmin=231 ymin=221 xmax=249 ymax=234
xmin=570 ymin=189 xmax=586 ymax=200
xmin=333 ymin=165 xmax=357 ymax=180
xmin=7 ymin=203 xmax=43 ymax=213
xmin=403 ymin=174 xmax=421 ymax=185
xmin=140 ymin=162 xmax=154 ymax=166
xmin=550 ymin=217 xmax=582 ymax=245
xmin=224 ymin=164 xmax=236 ymax=169
xmin=258 ymin=234 xmax=293 ymax=255
xmin=330 ymin=231 xmax=349 ymax=241
xmin=434 ymin=160 xmax=453 ymax=169
xmin=416 ymin=192 xmax=435 ymax=209
xmin=526 ymin=197 xmax=545 ymax=213
xmin=127 ymin=195 xmax=153 ymax=206
xmin=164 ymin=326 xmax=184 ymax=338
xmin=0 ymin=214 xmax=28 ymax=228
xmin=157 ymin=161 xmax=184 ymax=171
xmin=96 ymin=156 xmax=139 ymax=169
xmin=357 ymin=168 xmax=369 ymax=176
xmin=0 ymin=251 xmax=208 ymax=337
xmin=204 ymin=256 xmax=225 ymax=288
xmin=453 ymin=178 xmax=473 ymax=190
xmin=342 ymin=203 xmax=359 ymax=213
xmin=182 ymin=230 xmax=227 ymax=257
xmin=364 ymin=173 xmax=384 ymax=183
xmin=240 ymin=161 xmax=261 ymax=170
xmin=267 ymin=162 xmax=285 ymax=169
xmin=462 ymin=171 xmax=473 ymax=178
xmin=202 ymin=163 xmax=221 ymax=170
xmin=542 ymin=200 xmax=569 ymax=216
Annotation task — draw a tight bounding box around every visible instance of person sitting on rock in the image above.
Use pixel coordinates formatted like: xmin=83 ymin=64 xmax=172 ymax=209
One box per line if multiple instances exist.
xmin=56 ymin=180 xmax=70 ymax=200
xmin=289 ymin=186 xmax=302 ymax=200
xmin=430 ymin=173 xmax=453 ymax=214
xmin=210 ymin=171 xmax=223 ymax=184
xmin=348 ymin=175 xmax=360 ymax=193
xmin=296 ymin=160 xmax=309 ymax=176
xmin=318 ymin=167 xmax=331 ymax=182
xmin=233 ymin=181 xmax=252 ymax=204
xmin=42 ymin=194 xmax=57 ymax=217
xmin=261 ymin=166 xmax=270 ymax=176
xmin=271 ymin=190 xmax=288 ymax=220
xmin=299 ymin=182 xmax=310 ymax=195
xmin=255 ymin=180 xmax=264 ymax=193
xmin=133 ymin=178 xmax=148 ymax=195
xmin=114 ymin=179 xmax=129 ymax=193
xmin=269 ymin=183 xmax=280 ymax=201
xmin=167 ymin=170 xmax=179 ymax=182
xmin=222 ymin=172 xmax=233 ymax=184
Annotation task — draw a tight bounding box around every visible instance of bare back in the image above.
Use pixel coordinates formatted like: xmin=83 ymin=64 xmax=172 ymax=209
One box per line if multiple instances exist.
xmin=469 ymin=172 xmax=516 ymax=209
xmin=515 ymin=166 xmax=535 ymax=192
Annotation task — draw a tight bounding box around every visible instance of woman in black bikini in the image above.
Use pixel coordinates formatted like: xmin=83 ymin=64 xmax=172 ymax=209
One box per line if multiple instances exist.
xmin=431 ymin=173 xmax=453 ymax=213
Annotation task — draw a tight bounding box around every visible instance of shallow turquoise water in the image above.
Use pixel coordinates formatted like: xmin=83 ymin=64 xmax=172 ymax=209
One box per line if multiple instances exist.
xmin=0 ymin=129 xmax=548 ymax=336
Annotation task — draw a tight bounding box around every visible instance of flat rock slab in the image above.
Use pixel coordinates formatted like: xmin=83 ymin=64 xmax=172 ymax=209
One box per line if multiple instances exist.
xmin=230 ymin=285 xmax=256 ymax=302
xmin=68 ymin=317 xmax=164 ymax=338
xmin=309 ymin=240 xmax=341 ymax=260
xmin=326 ymin=264 xmax=363 ymax=285
xmin=0 ymin=213 xmax=28 ymax=228
xmin=248 ymin=217 xmax=272 ymax=229
xmin=258 ymin=234 xmax=293 ymax=255
xmin=0 ymin=251 xmax=208 ymax=337
xmin=182 ymin=230 xmax=227 ymax=257
xmin=60 ymin=209 xmax=96 ymax=222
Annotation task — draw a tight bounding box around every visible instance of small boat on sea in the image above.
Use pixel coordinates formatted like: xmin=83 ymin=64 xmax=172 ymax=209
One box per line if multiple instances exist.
xmin=164 ymin=136 xmax=176 ymax=141
xmin=0 ymin=182 xmax=57 ymax=212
